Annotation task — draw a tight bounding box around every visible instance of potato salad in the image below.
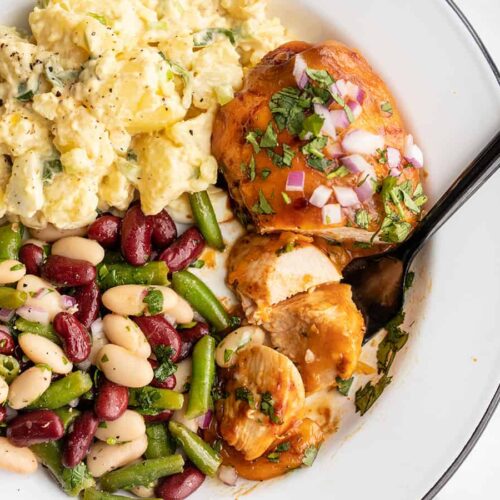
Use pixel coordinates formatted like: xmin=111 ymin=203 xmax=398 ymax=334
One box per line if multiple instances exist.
xmin=0 ymin=0 xmax=287 ymax=229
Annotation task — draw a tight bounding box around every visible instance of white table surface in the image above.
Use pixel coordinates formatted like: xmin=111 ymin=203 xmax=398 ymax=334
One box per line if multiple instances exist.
xmin=436 ymin=1 xmax=500 ymax=499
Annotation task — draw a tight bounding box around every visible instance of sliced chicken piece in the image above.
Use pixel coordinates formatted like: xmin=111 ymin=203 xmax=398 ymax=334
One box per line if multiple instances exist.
xmin=219 ymin=418 xmax=324 ymax=480
xmin=227 ymin=232 xmax=341 ymax=322
xmin=218 ymin=344 xmax=305 ymax=461
xmin=263 ymin=283 xmax=364 ymax=394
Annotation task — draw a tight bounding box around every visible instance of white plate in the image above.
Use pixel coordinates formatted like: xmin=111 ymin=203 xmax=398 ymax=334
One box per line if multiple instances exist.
xmin=1 ymin=1 xmax=500 ymax=499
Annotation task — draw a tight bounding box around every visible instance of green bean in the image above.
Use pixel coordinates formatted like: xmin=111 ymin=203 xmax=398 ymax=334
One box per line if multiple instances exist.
xmin=0 ymin=354 xmax=20 ymax=382
xmin=98 ymin=261 xmax=169 ymax=290
xmin=0 ymin=222 xmax=23 ymax=260
xmin=15 ymin=317 xmax=61 ymax=344
xmin=83 ymin=488 xmax=161 ymax=500
xmin=31 ymin=441 xmax=95 ymax=496
xmin=128 ymin=386 xmax=184 ymax=411
xmin=29 ymin=371 xmax=92 ymax=409
xmin=102 ymin=251 xmax=125 ymax=265
xmin=189 ymin=191 xmax=225 ymax=251
xmin=168 ymin=421 xmax=221 ymax=477
xmin=146 ymin=423 xmax=174 ymax=459
xmin=171 ymin=271 xmax=230 ymax=332
xmin=186 ymin=335 xmax=215 ymax=419
xmin=100 ymin=455 xmax=184 ymax=492
xmin=54 ymin=406 xmax=81 ymax=430
xmin=0 ymin=287 xmax=27 ymax=309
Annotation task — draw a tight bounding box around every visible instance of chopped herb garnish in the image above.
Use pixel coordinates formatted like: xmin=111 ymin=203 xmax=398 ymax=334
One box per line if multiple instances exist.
xmin=336 ymin=376 xmax=354 ymax=396
xmin=327 ymin=166 xmax=349 ymax=179
xmin=189 ymin=259 xmax=205 ymax=269
xmin=300 ymin=113 xmax=324 ymax=139
xmin=353 ymin=242 xmax=373 ymax=249
xmin=229 ymin=316 xmax=242 ymax=329
xmin=16 ymin=82 xmax=34 ymax=102
xmin=134 ymin=388 xmax=161 ymax=409
xmin=9 ymin=264 xmax=24 ymax=271
xmin=404 ymin=271 xmax=415 ymax=292
xmin=261 ymin=168 xmax=271 ymax=180
xmin=235 ymin=386 xmax=254 ymax=406
xmin=302 ymin=136 xmax=327 ymax=159
xmin=380 ymin=101 xmax=393 ymax=115
xmin=88 ymin=12 xmax=109 ymax=26
xmin=267 ymin=144 xmax=295 ymax=168
xmin=281 ymin=192 xmax=292 ymax=205
xmin=224 ymin=349 xmax=234 ymax=364
xmin=355 ymin=210 xmax=370 ymax=230
xmin=301 ymin=445 xmax=318 ymax=467
xmin=247 ymin=156 xmax=256 ymax=181
xmin=269 ymin=87 xmax=311 ymax=135
xmin=260 ymin=123 xmax=278 ymax=148
xmin=377 ymin=148 xmax=388 ymax=164
xmin=43 ymin=159 xmax=63 ymax=183
xmin=246 ymin=131 xmax=261 ymax=154
xmin=98 ymin=421 xmax=108 ymax=429
xmin=355 ymin=374 xmax=392 ymax=416
xmin=153 ymin=345 xmax=177 ymax=382
xmin=276 ymin=241 xmax=296 ymax=255
xmin=267 ymin=442 xmax=291 ymax=463
xmin=306 ymin=68 xmax=334 ymax=87
xmin=193 ymin=28 xmax=236 ymax=47
xmin=260 ymin=392 xmax=282 ymax=424
xmin=101 ymin=354 xmax=109 ymax=363
xmin=143 ymin=288 xmax=163 ymax=315
xmin=252 ymin=189 xmax=275 ymax=215
xmin=126 ymin=149 xmax=138 ymax=162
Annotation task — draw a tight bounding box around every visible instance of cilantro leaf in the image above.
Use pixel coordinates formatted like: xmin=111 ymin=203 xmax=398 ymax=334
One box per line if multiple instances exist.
xmin=300 ymin=113 xmax=324 ymax=138
xmin=43 ymin=159 xmax=63 ymax=183
xmin=404 ymin=271 xmax=415 ymax=292
xmin=355 ymin=375 xmax=392 ymax=416
xmin=143 ymin=288 xmax=163 ymax=315
xmin=260 ymin=391 xmax=282 ymax=424
xmin=269 ymin=87 xmax=311 ymax=135
xmin=376 ymin=312 xmax=409 ymax=374
xmin=193 ymin=28 xmax=236 ymax=47
xmin=306 ymin=68 xmax=334 ymax=87
xmin=252 ymin=189 xmax=275 ymax=215
xmin=301 ymin=445 xmax=318 ymax=467
xmin=235 ymin=386 xmax=254 ymax=406
xmin=355 ymin=210 xmax=370 ymax=230
xmin=246 ymin=131 xmax=261 ymax=153
xmin=260 ymin=123 xmax=278 ymax=148
xmin=261 ymin=169 xmax=271 ymax=180
xmin=327 ymin=166 xmax=349 ymax=179
xmin=380 ymin=101 xmax=393 ymax=115
xmin=336 ymin=376 xmax=354 ymax=396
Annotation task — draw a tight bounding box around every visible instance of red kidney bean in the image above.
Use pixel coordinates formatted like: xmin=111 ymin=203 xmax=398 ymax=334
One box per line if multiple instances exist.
xmin=94 ymin=378 xmax=129 ymax=421
xmin=88 ymin=215 xmax=122 ymax=249
xmin=133 ymin=316 xmax=181 ymax=362
xmin=156 ymin=466 xmax=205 ymax=500
xmin=0 ymin=327 xmax=15 ymax=355
xmin=62 ymin=410 xmax=99 ymax=468
xmin=73 ymin=281 xmax=101 ymax=328
xmin=0 ymin=406 xmax=6 ymax=424
xmin=121 ymin=205 xmax=153 ymax=266
xmin=148 ymin=359 xmax=177 ymax=389
xmin=159 ymin=227 xmax=205 ymax=273
xmin=151 ymin=210 xmax=177 ymax=250
xmin=7 ymin=410 xmax=64 ymax=447
xmin=42 ymin=255 xmax=96 ymax=287
xmin=144 ymin=410 xmax=173 ymax=424
xmin=19 ymin=244 xmax=44 ymax=276
xmin=53 ymin=312 xmax=91 ymax=363
xmin=178 ymin=322 xmax=210 ymax=361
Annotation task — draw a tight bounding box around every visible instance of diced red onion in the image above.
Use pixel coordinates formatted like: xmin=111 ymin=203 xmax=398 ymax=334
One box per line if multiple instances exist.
xmin=333 ymin=186 xmax=360 ymax=207
xmin=16 ymin=305 xmax=50 ymax=325
xmin=293 ymin=54 xmax=308 ymax=90
xmin=334 ymin=79 xmax=348 ymax=98
xmin=314 ymin=104 xmax=336 ymax=140
xmin=309 ymin=185 xmax=333 ymax=208
xmin=345 ymin=81 xmax=365 ymax=104
xmin=0 ymin=308 xmax=14 ymax=322
xmin=342 ymin=129 xmax=384 ymax=155
xmin=218 ymin=465 xmax=238 ymax=486
xmin=90 ymin=318 xmax=104 ymax=336
xmin=355 ymin=178 xmax=375 ymax=202
xmin=347 ymin=100 xmax=363 ymax=119
xmin=390 ymin=168 xmax=401 ymax=177
xmin=387 ymin=147 xmax=401 ymax=169
xmin=341 ymin=154 xmax=375 ymax=177
xmin=325 ymin=142 xmax=343 ymax=158
xmin=61 ymin=295 xmax=77 ymax=309
xmin=330 ymin=109 xmax=349 ymax=129
xmin=404 ymin=134 xmax=424 ymax=168
xmin=286 ymin=171 xmax=305 ymax=192
xmin=197 ymin=410 xmax=213 ymax=430
xmin=322 ymin=204 xmax=342 ymax=225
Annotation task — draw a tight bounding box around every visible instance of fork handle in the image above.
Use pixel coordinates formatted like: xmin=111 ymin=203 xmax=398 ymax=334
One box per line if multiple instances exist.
xmin=399 ymin=130 xmax=500 ymax=261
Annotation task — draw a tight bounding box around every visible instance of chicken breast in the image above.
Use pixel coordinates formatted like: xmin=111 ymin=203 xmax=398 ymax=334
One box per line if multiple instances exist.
xmin=219 ymin=418 xmax=324 ymax=481
xmin=212 ymin=40 xmax=426 ymax=244
xmin=263 ymin=283 xmax=364 ymax=394
xmin=218 ymin=344 xmax=305 ymax=461
xmin=227 ymin=232 xmax=341 ymax=322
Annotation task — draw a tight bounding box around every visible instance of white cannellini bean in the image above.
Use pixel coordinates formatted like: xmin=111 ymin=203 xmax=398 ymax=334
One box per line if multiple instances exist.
xmin=102 ymin=314 xmax=151 ymax=358
xmin=30 ymin=224 xmax=88 ymax=243
xmin=215 ymin=326 xmax=266 ymax=368
xmin=174 ymin=358 xmax=192 ymax=393
xmin=164 ymin=296 xmax=194 ymax=325
xmin=97 ymin=344 xmax=153 ymax=388
xmin=87 ymin=434 xmax=148 ymax=478
xmin=18 ymin=333 xmax=72 ymax=374
xmin=51 ymin=236 xmax=105 ymax=266
xmin=102 ymin=285 xmax=178 ymax=316
xmin=0 ymin=437 xmax=38 ymax=474
xmin=95 ymin=410 xmax=146 ymax=444
xmin=8 ymin=365 xmax=52 ymax=410
xmin=16 ymin=275 xmax=64 ymax=321
xmin=0 ymin=377 xmax=8 ymax=404
xmin=0 ymin=260 xmax=26 ymax=285
xmin=130 ymin=485 xmax=157 ymax=498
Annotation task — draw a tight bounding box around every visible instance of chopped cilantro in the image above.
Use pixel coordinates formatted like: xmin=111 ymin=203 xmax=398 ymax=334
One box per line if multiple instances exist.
xmin=302 ymin=136 xmax=328 ymax=159
xmin=267 ymin=144 xmax=295 ymax=168
xmin=260 ymin=392 xmax=282 ymax=424
xmin=252 ymin=189 xmax=275 ymax=215
xmin=336 ymin=376 xmax=354 ymax=396
xmin=16 ymin=82 xmax=34 ymax=102
xmin=381 ymin=101 xmax=393 ymax=115
xmin=267 ymin=443 xmax=290 ymax=463
xmin=224 ymin=349 xmax=234 ymax=364
xmin=327 ymin=166 xmax=349 ymax=179
xmin=306 ymin=68 xmax=334 ymax=87
xmin=247 ymin=156 xmax=256 ymax=181
xmin=276 ymin=241 xmax=296 ymax=255
xmin=355 ymin=210 xmax=370 ymax=230
xmin=43 ymin=159 xmax=63 ymax=183
xmin=153 ymin=345 xmax=177 ymax=382
xmin=100 ymin=354 xmax=109 ymax=363
xmin=235 ymin=386 xmax=254 ymax=406
xmin=143 ymin=288 xmax=163 ymax=315
xmin=189 ymin=259 xmax=205 ymax=269
xmin=300 ymin=113 xmax=324 ymax=139
xmin=355 ymin=374 xmax=392 ymax=416
xmin=269 ymin=87 xmax=311 ymax=135
xmin=281 ymin=192 xmax=292 ymax=205
xmin=261 ymin=168 xmax=271 ymax=180
xmin=404 ymin=271 xmax=415 ymax=292
xmin=260 ymin=123 xmax=278 ymax=148
xmin=193 ymin=28 xmax=236 ymax=47
xmin=132 ymin=387 xmax=162 ymax=409
xmin=301 ymin=445 xmax=318 ymax=467
xmin=246 ymin=131 xmax=261 ymax=154
xmin=229 ymin=316 xmax=242 ymax=329
xmin=377 ymin=148 xmax=388 ymax=164
xmin=98 ymin=421 xmax=108 ymax=429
